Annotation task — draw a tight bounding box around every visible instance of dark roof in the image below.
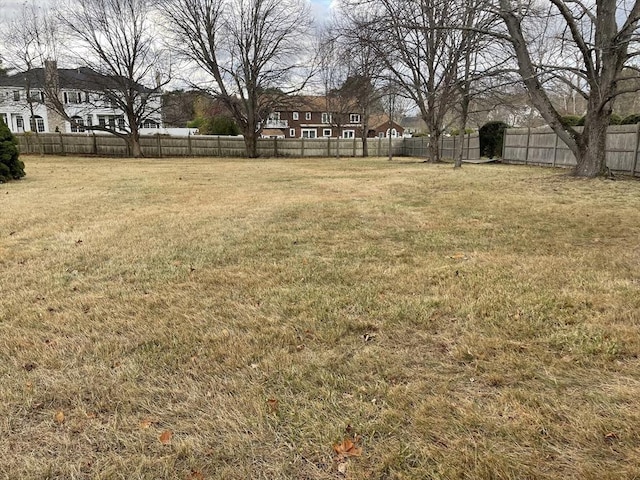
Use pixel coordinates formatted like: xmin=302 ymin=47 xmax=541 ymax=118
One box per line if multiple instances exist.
xmin=0 ymin=66 xmax=152 ymax=92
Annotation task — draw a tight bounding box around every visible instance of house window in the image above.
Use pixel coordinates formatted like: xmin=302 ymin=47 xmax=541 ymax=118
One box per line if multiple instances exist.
xmin=30 ymin=115 xmax=45 ymax=132
xmin=142 ymin=119 xmax=159 ymax=129
xmin=70 ymin=116 xmax=85 ymax=133
xmin=289 ymin=128 xmax=296 ymax=137
xmin=86 ymin=115 xmax=93 ymax=126
xmin=305 ymin=112 xmax=311 ymax=121
xmin=322 ymin=128 xmax=332 ymax=137
xmin=342 ymin=130 xmax=355 ymax=139
xmin=13 ymin=91 xmax=20 ymax=102
xmin=268 ymin=112 xmax=281 ymax=121
xmin=301 ymin=128 xmax=316 ymax=138
xmin=15 ymin=115 xmax=24 ymax=132
xmin=378 ymin=132 xmax=384 ymax=138
xmin=0 ymin=113 xmax=7 ymax=126
xmin=29 ymin=90 xmax=44 ymax=102
xmin=293 ymin=112 xmax=299 ymax=120
xmin=350 ymin=114 xmax=361 ymax=123
xmin=117 ymin=117 xmax=126 ymax=131
xmin=321 ymin=112 xmax=331 ymax=124
xmin=64 ymin=91 xmax=82 ymax=104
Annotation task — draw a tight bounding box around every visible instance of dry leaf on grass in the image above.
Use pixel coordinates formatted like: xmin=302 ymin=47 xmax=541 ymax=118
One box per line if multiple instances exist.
xmin=159 ymin=430 xmax=173 ymax=444
xmin=54 ymin=410 xmax=65 ymax=424
xmin=448 ymin=252 xmax=468 ymax=260
xmin=266 ymin=398 xmax=279 ymax=413
xmin=139 ymin=418 xmax=153 ymax=429
xmin=333 ymin=438 xmax=362 ymax=458
xmin=185 ymin=470 xmax=205 ymax=480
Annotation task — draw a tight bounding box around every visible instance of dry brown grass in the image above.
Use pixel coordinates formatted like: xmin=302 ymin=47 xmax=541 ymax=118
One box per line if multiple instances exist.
xmin=2 ymin=155 xmax=640 ymax=479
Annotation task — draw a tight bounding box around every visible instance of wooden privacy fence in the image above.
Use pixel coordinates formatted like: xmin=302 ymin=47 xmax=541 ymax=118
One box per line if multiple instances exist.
xmin=503 ymin=125 xmax=640 ymax=176
xmin=15 ymin=132 xmax=405 ymax=158
xmin=403 ymin=133 xmax=480 ymax=160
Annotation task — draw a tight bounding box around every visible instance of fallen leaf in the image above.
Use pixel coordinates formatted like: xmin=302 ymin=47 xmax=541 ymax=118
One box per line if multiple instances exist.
xmin=54 ymin=410 xmax=65 ymax=424
xmin=140 ymin=418 xmax=153 ymax=429
xmin=448 ymin=252 xmax=467 ymax=260
xmin=159 ymin=430 xmax=173 ymax=444
xmin=333 ymin=438 xmax=362 ymax=458
xmin=604 ymin=432 xmax=619 ymax=441
xmin=267 ymin=398 xmax=279 ymax=413
xmin=185 ymin=470 xmax=205 ymax=480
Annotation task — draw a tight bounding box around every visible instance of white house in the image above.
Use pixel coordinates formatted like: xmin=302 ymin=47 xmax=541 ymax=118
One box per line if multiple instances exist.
xmin=0 ymin=62 xmax=162 ymax=134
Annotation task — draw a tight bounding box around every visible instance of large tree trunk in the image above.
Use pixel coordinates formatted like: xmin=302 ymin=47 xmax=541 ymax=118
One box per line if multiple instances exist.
xmin=426 ymin=125 xmax=440 ymax=163
xmin=128 ymin=135 xmax=143 ymax=158
xmin=573 ymin=114 xmax=609 ymax=177
xmin=244 ymin=131 xmax=259 ymax=158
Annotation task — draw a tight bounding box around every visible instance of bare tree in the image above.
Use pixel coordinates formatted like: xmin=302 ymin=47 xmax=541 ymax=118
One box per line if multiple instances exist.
xmin=2 ymin=2 xmax=60 ymax=152
xmin=331 ymin=10 xmax=386 ymax=157
xmin=54 ymin=0 xmax=170 ymax=157
xmin=159 ymin=0 xmax=313 ymax=158
xmin=496 ymin=0 xmax=640 ymax=177
xmin=345 ymin=0 xmax=488 ymax=163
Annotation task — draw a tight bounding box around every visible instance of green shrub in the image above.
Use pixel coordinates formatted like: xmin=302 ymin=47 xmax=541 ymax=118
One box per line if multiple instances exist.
xmin=450 ymin=127 xmax=475 ymax=136
xmin=188 ymin=116 xmax=240 ymax=135
xmin=0 ymin=118 xmax=25 ymax=182
xmin=561 ymin=115 xmax=582 ymax=126
xmin=621 ymin=114 xmax=640 ymax=125
xmin=479 ymin=121 xmax=510 ymax=158
xmin=609 ymin=113 xmax=623 ymax=125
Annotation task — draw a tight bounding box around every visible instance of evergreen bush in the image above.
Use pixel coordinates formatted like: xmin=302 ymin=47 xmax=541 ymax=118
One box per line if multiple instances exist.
xmin=479 ymin=121 xmax=509 ymax=158
xmin=0 ymin=118 xmax=25 ymax=182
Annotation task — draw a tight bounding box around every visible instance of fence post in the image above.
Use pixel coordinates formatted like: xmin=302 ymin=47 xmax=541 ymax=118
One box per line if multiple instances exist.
xmin=157 ymin=134 xmax=162 ymax=157
xmin=632 ymin=123 xmax=640 ymax=176
xmin=92 ymin=132 xmax=98 ymax=155
xmin=217 ymin=135 xmax=222 ymax=157
xmin=188 ymin=133 xmax=192 ymax=156
xmin=524 ymin=127 xmax=531 ymax=165
xmin=378 ymin=136 xmax=381 ymax=156
xmin=353 ymin=136 xmax=357 ymax=157
xmin=59 ymin=132 xmax=65 ymax=155
xmin=274 ymin=137 xmax=278 ymax=157
xmin=552 ymin=131 xmax=559 ymax=167
xmin=301 ymin=137 xmax=305 ymax=157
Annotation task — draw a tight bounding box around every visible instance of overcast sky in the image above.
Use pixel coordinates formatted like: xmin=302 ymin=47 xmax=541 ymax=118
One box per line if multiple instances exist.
xmin=3 ymin=0 xmax=334 ymax=23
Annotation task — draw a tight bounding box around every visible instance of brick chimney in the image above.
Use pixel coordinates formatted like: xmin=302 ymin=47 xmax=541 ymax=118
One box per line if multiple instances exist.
xmin=44 ymin=60 xmax=59 ymax=92
xmin=43 ymin=60 xmax=66 ymax=133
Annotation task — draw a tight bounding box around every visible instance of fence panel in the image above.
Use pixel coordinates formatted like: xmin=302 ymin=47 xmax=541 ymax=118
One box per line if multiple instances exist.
xmin=504 ymin=125 xmax=640 ymax=176
xmin=15 ymin=133 xmax=453 ymax=160
xmin=402 ymin=134 xmax=479 ymax=161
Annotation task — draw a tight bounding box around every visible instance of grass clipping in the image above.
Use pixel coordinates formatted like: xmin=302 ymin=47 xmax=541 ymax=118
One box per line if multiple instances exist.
xmin=1 ymin=155 xmax=640 ymax=479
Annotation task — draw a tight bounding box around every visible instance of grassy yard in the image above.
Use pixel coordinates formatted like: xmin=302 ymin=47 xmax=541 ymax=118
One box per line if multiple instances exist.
xmin=1 ymin=155 xmax=640 ymax=479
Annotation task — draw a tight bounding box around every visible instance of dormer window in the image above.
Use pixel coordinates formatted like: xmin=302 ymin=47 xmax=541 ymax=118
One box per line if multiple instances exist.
xmin=64 ymin=91 xmax=83 ymax=104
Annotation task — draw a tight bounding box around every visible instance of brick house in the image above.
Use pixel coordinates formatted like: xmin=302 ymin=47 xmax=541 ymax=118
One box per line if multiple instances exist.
xmin=261 ymin=95 xmax=365 ymax=139
xmin=261 ymin=95 xmax=404 ymax=139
